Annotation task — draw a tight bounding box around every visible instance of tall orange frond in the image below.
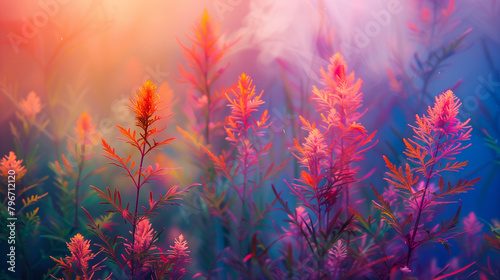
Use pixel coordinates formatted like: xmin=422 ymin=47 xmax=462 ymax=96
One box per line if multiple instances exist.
xmin=177 ymin=9 xmax=238 ymax=146
xmin=177 ymin=9 xmax=237 ymax=90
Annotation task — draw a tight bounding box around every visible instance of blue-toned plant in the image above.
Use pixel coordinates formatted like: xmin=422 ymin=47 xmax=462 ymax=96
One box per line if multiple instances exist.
xmin=372 ymin=90 xmax=479 ymax=277
xmin=273 ymin=53 xmax=377 ymax=279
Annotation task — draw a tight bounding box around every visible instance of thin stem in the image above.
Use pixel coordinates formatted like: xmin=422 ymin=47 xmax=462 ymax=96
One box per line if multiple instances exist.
xmin=429 ymin=1 xmax=437 ymax=53
xmin=74 ymin=145 xmax=86 ymax=228
xmin=14 ymin=182 xmax=32 ymax=279
xmin=481 ymin=39 xmax=500 ymax=104
xmin=0 ymin=86 xmax=55 ymax=141
xmin=316 ymin=182 xmax=323 ymax=235
xmin=204 ymin=84 xmax=211 ymax=146
xmin=406 ymin=132 xmax=443 ymax=266
xmin=15 ymin=183 xmax=32 ymax=279
xmin=340 ymin=97 xmax=350 ymax=215
xmin=16 ymin=224 xmax=32 ymax=280
xmin=203 ymin=30 xmax=211 ymax=147
xmin=317 ymin=258 xmax=321 ymax=280
xmin=239 ymin=147 xmax=248 ymax=260
xmin=130 ymin=139 xmax=147 ymax=277
xmin=74 ymin=166 xmax=83 ymax=228
xmin=10 ymin=176 xmax=32 ymax=280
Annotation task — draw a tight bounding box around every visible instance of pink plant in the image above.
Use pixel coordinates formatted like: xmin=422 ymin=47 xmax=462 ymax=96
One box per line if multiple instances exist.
xmin=167 ymin=234 xmax=191 ymax=279
xmin=177 ymin=9 xmax=238 ymax=147
xmin=203 ymin=73 xmax=275 ymax=209
xmin=175 ymin=12 xmax=239 ymax=276
xmin=124 ymin=218 xmax=157 ymax=255
xmin=463 ymin=212 xmax=483 ymax=236
xmin=66 ymin=234 xmax=94 ymax=273
xmin=373 ymin=90 xmax=480 ymax=273
xmin=51 ymin=233 xmax=110 ymax=280
xmin=462 ymin=212 xmax=484 ymax=258
xmin=150 ymin=235 xmax=192 ymax=279
xmin=273 ymin=53 xmax=377 ymax=279
xmin=200 ymin=73 xmax=286 ymax=278
xmin=307 ymin=53 xmax=376 ymax=210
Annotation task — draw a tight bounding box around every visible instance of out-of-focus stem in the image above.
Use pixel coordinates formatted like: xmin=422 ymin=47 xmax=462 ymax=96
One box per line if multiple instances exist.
xmin=16 ymin=217 xmax=32 ymax=279
xmin=14 ymin=180 xmax=34 ymax=279
xmin=1 ymin=87 xmax=56 ymax=142
xmin=239 ymin=147 xmax=248 ymax=260
xmin=340 ymin=102 xmax=349 ymax=212
xmin=74 ymin=144 xmax=86 ymax=228
xmin=205 ymin=82 xmax=211 ymax=146
xmin=203 ymin=32 xmax=211 ymax=147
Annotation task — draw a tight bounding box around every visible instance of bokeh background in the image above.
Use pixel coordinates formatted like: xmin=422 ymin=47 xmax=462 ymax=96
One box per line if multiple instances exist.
xmin=1 ymin=0 xmax=499 ymax=278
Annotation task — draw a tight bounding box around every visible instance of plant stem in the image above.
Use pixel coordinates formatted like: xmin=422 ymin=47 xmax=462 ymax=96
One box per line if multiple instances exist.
xmin=204 ymin=82 xmax=211 ymax=147
xmin=131 ymin=140 xmax=147 ymax=277
xmin=240 ymin=148 xmax=248 ymax=260
xmin=74 ymin=168 xmax=83 ymax=228
xmin=74 ymin=145 xmax=85 ymax=228
xmin=406 ymin=132 xmax=443 ymax=266
xmin=340 ymin=101 xmax=350 ymax=217
xmin=317 ymin=259 xmax=321 ymax=280
xmin=16 ymin=221 xmax=32 ymax=280
xmin=203 ymin=31 xmax=211 ymax=147
xmin=0 ymin=86 xmax=55 ymax=141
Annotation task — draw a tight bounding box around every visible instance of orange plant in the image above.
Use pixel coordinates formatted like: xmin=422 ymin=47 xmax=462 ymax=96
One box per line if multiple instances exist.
xmin=177 ymin=9 xmax=238 ymax=147
xmin=51 ymin=80 xmax=194 ymax=279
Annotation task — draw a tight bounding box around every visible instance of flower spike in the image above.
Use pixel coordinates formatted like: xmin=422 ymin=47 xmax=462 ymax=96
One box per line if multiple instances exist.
xmin=130 ymin=80 xmax=163 ymax=132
